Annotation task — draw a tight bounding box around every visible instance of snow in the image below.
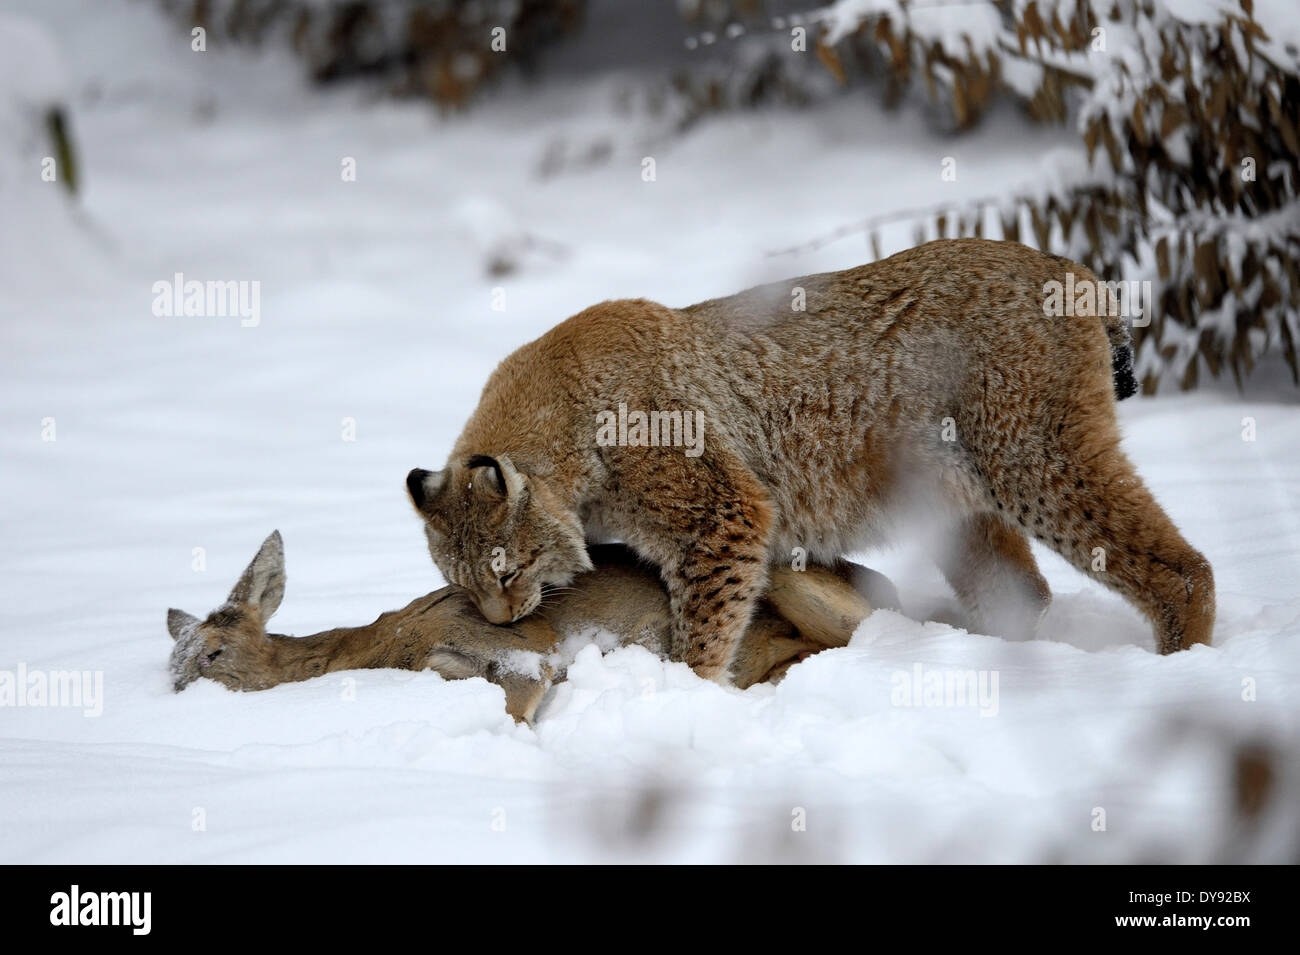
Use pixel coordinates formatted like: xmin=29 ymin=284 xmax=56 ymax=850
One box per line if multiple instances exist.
xmin=0 ymin=12 xmax=68 ymax=108
xmin=1 ymin=0 xmax=1297 ymax=863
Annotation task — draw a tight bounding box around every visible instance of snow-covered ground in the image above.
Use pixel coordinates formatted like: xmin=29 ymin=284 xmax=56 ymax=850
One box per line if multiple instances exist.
xmin=1 ymin=0 xmax=1297 ymax=863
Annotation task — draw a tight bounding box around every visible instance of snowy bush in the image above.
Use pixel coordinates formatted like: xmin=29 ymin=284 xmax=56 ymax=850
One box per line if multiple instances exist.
xmin=155 ymin=0 xmax=1300 ymax=391
xmin=810 ymin=0 xmax=1300 ymax=391
xmin=156 ymin=0 xmax=586 ymax=106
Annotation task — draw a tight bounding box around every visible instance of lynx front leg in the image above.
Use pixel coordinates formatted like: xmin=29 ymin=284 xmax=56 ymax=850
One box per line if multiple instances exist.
xmin=627 ymin=452 xmax=775 ymax=684
xmin=670 ymin=540 xmax=770 ymax=682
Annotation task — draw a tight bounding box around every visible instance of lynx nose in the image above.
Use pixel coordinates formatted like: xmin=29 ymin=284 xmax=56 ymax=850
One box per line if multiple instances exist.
xmin=407 ymin=468 xmax=432 ymax=507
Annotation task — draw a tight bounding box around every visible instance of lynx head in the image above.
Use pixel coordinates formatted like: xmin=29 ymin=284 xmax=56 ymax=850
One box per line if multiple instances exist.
xmin=166 ymin=530 xmax=285 ymax=692
xmin=406 ymin=454 xmax=591 ymax=625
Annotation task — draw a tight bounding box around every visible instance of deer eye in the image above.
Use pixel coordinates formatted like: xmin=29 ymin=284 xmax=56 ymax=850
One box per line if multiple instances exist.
xmin=205 ymin=649 xmax=223 ymax=663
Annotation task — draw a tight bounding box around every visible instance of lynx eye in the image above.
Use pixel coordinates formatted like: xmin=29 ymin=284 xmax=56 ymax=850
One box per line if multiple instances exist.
xmin=498 ymin=570 xmax=520 ymax=590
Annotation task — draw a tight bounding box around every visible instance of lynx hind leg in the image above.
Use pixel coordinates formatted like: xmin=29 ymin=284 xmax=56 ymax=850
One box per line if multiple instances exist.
xmin=936 ymin=513 xmax=1052 ymax=641
xmin=1021 ymin=451 xmax=1215 ymax=653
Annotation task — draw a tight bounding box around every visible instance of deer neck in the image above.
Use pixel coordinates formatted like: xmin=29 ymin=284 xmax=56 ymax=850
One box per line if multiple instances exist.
xmin=261 ymin=589 xmax=463 ymax=683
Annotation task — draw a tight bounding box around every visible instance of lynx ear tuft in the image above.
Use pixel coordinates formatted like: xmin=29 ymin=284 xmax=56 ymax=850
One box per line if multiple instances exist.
xmin=407 ymin=468 xmax=446 ymax=509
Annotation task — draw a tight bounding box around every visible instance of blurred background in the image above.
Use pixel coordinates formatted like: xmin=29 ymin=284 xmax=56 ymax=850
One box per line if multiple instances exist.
xmin=7 ymin=0 xmax=1299 ymax=390
xmin=0 ymin=0 xmax=1297 ymax=863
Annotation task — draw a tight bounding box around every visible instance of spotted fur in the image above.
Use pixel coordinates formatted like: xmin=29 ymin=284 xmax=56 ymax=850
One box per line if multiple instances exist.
xmin=409 ymin=239 xmax=1214 ymax=678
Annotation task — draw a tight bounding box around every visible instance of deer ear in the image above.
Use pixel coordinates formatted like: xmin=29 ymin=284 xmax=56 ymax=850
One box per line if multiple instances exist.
xmin=228 ymin=530 xmax=286 ymax=622
xmin=167 ymin=608 xmax=199 ymax=642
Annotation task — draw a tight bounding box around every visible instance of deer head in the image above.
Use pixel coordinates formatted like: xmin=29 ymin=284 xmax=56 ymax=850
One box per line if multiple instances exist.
xmin=167 ymin=530 xmax=286 ymax=692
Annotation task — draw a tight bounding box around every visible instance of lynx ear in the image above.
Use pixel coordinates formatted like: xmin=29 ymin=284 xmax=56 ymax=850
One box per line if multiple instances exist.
xmin=227 ymin=530 xmax=286 ymax=622
xmin=497 ymin=455 xmax=526 ymax=498
xmin=466 ymin=454 xmax=525 ymax=500
xmin=167 ymin=608 xmax=199 ymax=642
xmin=407 ymin=468 xmax=447 ymax=509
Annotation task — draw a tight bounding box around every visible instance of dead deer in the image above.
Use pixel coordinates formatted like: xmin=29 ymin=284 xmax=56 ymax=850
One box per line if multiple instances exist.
xmin=167 ymin=531 xmax=899 ymax=723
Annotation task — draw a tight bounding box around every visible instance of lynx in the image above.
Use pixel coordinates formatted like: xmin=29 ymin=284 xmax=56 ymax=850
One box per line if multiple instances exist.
xmin=407 ymin=239 xmax=1214 ymax=681
xmin=167 ymin=532 xmax=899 ymax=723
